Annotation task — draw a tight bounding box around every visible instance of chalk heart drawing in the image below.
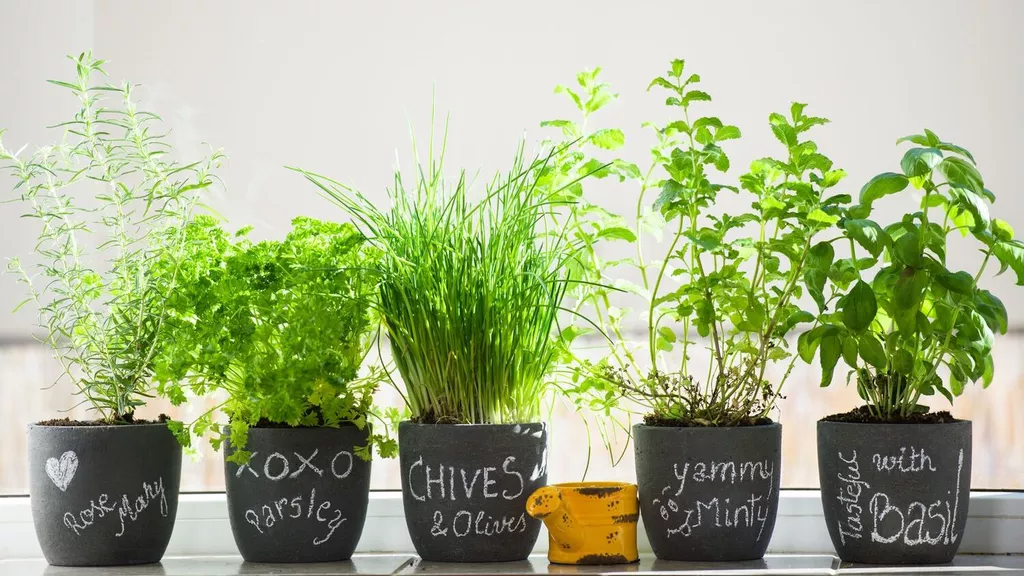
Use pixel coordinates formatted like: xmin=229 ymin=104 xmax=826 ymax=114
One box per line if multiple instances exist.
xmin=45 ymin=451 xmax=79 ymax=492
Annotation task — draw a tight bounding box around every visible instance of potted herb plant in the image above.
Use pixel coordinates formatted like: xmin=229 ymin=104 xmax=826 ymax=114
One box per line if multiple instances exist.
xmin=553 ymin=60 xmax=848 ymax=561
xmin=802 ymin=130 xmax=1018 ymax=564
xmin=0 ymin=53 xmax=221 ymax=566
xmin=293 ymin=128 xmax=592 ymax=562
xmin=153 ymin=215 xmax=394 ymax=563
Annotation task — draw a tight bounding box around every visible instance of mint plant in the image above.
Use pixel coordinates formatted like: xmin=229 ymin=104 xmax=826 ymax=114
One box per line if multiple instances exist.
xmin=551 ymin=59 xmax=848 ymax=426
xmin=800 ymin=130 xmax=1018 ymax=420
xmin=531 ymin=67 xmax=641 ymax=415
xmin=154 ymin=216 xmax=395 ymax=462
xmin=522 ymin=68 xmax=645 ymax=466
xmin=1 ymin=53 xmax=221 ymax=424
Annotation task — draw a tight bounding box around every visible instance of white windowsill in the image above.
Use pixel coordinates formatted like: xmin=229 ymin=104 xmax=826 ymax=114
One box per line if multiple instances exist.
xmin=1 ymin=491 xmax=1022 ymax=559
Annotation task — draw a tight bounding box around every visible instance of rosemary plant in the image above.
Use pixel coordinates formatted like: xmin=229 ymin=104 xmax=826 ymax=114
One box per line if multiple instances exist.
xmin=1 ymin=53 xmax=222 ymax=424
xmin=294 ymin=123 xmax=593 ymax=424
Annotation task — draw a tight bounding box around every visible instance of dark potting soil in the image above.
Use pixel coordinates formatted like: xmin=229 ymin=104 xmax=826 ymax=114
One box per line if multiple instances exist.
xmin=821 ymin=405 xmax=958 ymax=424
xmin=37 ymin=413 xmax=170 ymax=426
xmin=409 ymin=412 xmax=465 ymax=425
xmin=240 ymin=404 xmax=363 ymax=428
xmin=642 ymin=413 xmax=774 ymax=427
xmin=250 ymin=417 xmax=359 ymax=428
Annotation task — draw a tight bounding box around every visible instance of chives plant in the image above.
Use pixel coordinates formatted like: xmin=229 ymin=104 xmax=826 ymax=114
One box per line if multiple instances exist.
xmin=294 ymin=126 xmax=592 ymax=424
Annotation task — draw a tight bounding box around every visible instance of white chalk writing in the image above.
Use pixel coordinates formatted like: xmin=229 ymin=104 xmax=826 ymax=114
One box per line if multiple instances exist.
xmin=235 ymin=450 xmax=353 ymax=481
xmin=62 ymin=477 xmax=168 ymax=537
xmin=868 ymin=449 xmax=965 ymax=547
xmin=264 ymin=453 xmax=290 ymax=480
xmin=429 ymin=509 xmax=527 ymax=538
xmin=831 ymin=447 xmax=965 ymax=548
xmin=654 ymin=459 xmax=775 ymax=541
xmin=243 ymin=487 xmax=347 ymax=546
xmin=406 ymin=456 xmax=525 ymax=503
xmin=871 ymin=447 xmax=938 ymax=473
xmin=835 ymin=450 xmax=870 ymax=545
xmin=406 ymin=454 xmax=530 ymax=539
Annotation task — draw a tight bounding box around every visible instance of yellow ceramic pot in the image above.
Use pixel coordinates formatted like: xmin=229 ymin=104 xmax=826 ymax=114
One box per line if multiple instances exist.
xmin=526 ymin=482 xmax=639 ymax=565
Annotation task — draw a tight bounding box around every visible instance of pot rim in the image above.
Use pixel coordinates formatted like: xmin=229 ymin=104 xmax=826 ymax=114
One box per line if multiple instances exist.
xmin=228 ymin=422 xmax=369 ymax=431
xmin=632 ymin=421 xmax=781 ymax=431
xmin=27 ymin=421 xmax=171 ymax=431
xmin=399 ymin=421 xmax=546 ymax=428
xmin=817 ymin=417 xmax=971 ymax=426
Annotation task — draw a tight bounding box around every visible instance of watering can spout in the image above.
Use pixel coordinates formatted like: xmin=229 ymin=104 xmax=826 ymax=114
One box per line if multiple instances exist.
xmin=526 ymin=486 xmax=586 ymax=551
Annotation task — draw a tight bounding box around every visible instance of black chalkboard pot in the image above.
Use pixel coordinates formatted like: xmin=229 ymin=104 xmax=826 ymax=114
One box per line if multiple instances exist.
xmin=633 ymin=422 xmax=782 ymax=561
xmin=223 ymin=424 xmax=372 ymax=562
xmin=398 ymin=422 xmax=548 ymax=562
xmin=817 ymin=420 xmax=972 ymax=565
xmin=27 ymin=422 xmax=182 ymax=566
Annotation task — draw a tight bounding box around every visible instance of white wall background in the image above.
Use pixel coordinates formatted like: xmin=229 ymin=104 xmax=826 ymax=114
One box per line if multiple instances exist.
xmin=1 ymin=0 xmax=1023 ymax=338
xmin=1 ymin=0 xmax=1023 ymax=493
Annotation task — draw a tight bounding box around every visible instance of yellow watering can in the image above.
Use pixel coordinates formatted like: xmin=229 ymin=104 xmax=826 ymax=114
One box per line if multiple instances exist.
xmin=526 ymin=482 xmax=639 ymax=565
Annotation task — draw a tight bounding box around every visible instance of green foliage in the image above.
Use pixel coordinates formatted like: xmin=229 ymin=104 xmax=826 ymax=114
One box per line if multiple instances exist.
xmin=1 ymin=53 xmax=222 ymax=423
xmin=549 ymin=60 xmax=847 ymax=427
xmin=153 ymin=216 xmax=393 ymax=462
xmin=293 ymin=122 xmax=593 ymax=425
xmin=801 ymin=130 xmax=1016 ymax=419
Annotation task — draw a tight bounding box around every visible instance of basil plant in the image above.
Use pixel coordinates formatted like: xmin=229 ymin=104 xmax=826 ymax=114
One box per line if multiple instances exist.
xmin=800 ymin=130 xmax=1020 ymax=419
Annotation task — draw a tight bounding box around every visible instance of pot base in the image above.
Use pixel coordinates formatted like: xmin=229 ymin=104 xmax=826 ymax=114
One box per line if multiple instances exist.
xmin=28 ymin=423 xmax=181 ymax=567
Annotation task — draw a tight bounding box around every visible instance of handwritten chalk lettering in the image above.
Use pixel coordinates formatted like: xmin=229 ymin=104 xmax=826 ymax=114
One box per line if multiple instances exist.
xmin=236 ymin=452 xmax=261 ymax=478
xmin=453 ymin=510 xmax=472 ymax=537
xmin=869 ymin=493 xmax=953 ymax=546
xmin=264 ymin=453 xmax=290 ymax=480
xmin=235 ymin=450 xmax=353 ymax=481
xmin=482 ymin=467 xmax=498 ymax=498
xmin=660 ymin=460 xmax=773 ymax=516
xmin=668 ymin=459 xmax=773 ymax=492
xmin=331 ymin=451 xmax=353 ymax=479
xmin=835 ymin=450 xmax=870 ymax=545
xmin=291 ymin=449 xmax=323 ymax=478
xmin=429 ymin=509 xmax=528 ymax=538
xmin=406 ymin=456 xmax=526 ymax=503
xmin=659 ymin=493 xmax=770 ymax=539
xmin=868 ymin=448 xmax=965 ymax=547
xmin=672 ymin=463 xmax=689 ymax=496
xmin=242 ymin=487 xmax=347 ymax=546
xmin=62 ymin=494 xmax=115 ymax=534
xmin=431 ymin=511 xmax=449 ymax=536
xmin=62 ymin=477 xmax=168 ymax=537
xmin=654 ymin=458 xmax=775 ymax=541
xmin=871 ymin=447 xmax=938 ymax=474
